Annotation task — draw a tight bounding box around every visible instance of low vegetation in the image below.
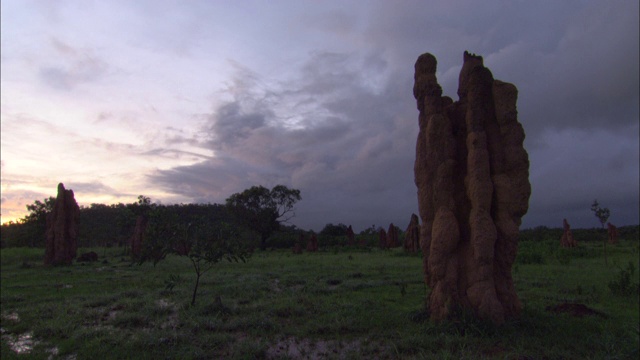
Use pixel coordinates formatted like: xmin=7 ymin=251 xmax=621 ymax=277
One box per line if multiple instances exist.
xmin=1 ymin=236 xmax=638 ymax=359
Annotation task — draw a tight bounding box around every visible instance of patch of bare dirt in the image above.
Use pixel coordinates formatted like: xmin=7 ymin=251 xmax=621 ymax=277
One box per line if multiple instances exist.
xmin=155 ymin=298 xmax=180 ymax=330
xmin=101 ymin=304 xmax=125 ymax=322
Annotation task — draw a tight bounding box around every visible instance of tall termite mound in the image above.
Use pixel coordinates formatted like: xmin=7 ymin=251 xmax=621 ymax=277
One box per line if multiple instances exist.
xmin=130 ymin=215 xmax=148 ymax=259
xmin=560 ymin=218 xmax=577 ymax=248
xmin=404 ymin=214 xmax=420 ymax=253
xmin=44 ymin=183 xmax=80 ymax=266
xmin=413 ymin=51 xmax=531 ymax=324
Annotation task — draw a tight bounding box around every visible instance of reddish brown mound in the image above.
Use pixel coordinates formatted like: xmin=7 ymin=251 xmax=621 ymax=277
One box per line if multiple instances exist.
xmin=346 ymin=225 xmax=355 ymax=246
xmin=545 ymin=303 xmax=607 ymax=318
xmin=560 ymin=218 xmax=577 ymax=248
xmin=378 ymin=228 xmax=388 ymax=249
xmin=607 ymin=222 xmax=618 ymax=244
xmin=387 ymin=223 xmax=400 ymax=248
xmin=404 ymin=214 xmax=420 ymax=253
xmin=130 ymin=215 xmax=148 ymax=259
xmin=44 ymin=183 xmax=80 ymax=266
xmin=413 ymin=51 xmax=531 ymax=324
xmin=306 ymin=233 xmax=318 ymax=252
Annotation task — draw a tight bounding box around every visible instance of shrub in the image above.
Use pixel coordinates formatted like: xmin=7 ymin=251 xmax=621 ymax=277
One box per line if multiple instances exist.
xmin=608 ymin=261 xmax=640 ymax=297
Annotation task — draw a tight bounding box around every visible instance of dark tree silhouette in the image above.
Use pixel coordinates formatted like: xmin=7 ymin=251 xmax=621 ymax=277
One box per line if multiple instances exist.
xmin=319 ymin=223 xmax=349 ymax=237
xmin=591 ymin=200 xmax=610 ymax=229
xmin=22 ymin=197 xmax=56 ymax=247
xmin=226 ymin=185 xmax=301 ymax=250
xmin=591 ymin=199 xmax=611 ymax=265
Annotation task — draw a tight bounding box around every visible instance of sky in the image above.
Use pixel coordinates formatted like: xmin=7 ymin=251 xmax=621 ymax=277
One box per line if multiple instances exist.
xmin=1 ymin=0 xmax=638 ymax=232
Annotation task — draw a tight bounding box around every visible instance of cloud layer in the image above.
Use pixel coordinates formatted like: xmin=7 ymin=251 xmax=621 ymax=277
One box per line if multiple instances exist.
xmin=149 ymin=51 xmax=418 ymax=230
xmin=1 ymin=0 xmax=638 ymax=230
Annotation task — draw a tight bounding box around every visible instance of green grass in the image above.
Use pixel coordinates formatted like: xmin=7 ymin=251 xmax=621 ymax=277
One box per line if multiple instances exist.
xmin=1 ymin=241 xmax=639 ymax=359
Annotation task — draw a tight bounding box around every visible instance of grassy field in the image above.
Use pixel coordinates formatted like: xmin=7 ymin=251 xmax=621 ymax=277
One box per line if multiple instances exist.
xmin=1 ymin=240 xmax=638 ymax=359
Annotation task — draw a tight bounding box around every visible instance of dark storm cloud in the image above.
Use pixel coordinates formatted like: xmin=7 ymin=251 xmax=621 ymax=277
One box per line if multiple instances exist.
xmin=150 ymin=51 xmax=419 ymax=231
xmin=210 ymin=102 xmax=270 ymax=149
xmin=151 ymin=155 xmax=290 ymax=204
xmin=360 ymin=0 xmax=639 ymax=228
xmin=526 ymin=125 xmax=640 ymax=228
xmin=150 ymin=0 xmax=638 ymax=230
xmin=366 ymin=0 xmax=639 ymax=135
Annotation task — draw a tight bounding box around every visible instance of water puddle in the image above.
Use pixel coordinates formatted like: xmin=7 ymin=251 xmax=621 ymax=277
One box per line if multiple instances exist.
xmin=270 ymin=279 xmax=282 ymax=293
xmin=53 ymin=283 xmax=73 ymax=290
xmin=1 ymin=311 xmax=76 ymax=359
xmin=3 ymin=312 xmax=20 ymax=322
xmin=155 ymin=299 xmax=180 ymax=330
xmin=266 ymin=336 xmax=372 ymax=359
xmin=1 ymin=312 xmax=36 ymax=354
xmin=155 ymin=299 xmax=171 ymax=308
xmin=1 ymin=330 xmax=39 ymax=354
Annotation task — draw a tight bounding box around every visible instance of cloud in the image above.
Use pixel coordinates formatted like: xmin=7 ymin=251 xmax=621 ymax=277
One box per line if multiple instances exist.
xmin=362 ymin=0 xmax=639 ymax=137
xmin=525 ymin=124 xmax=640 ymax=228
xmin=484 ymin=1 xmax=640 ymax=138
xmin=211 ymin=102 xmax=270 ymax=149
xmin=0 ymin=179 xmax=129 ymax=223
xmin=38 ymin=38 xmax=109 ymax=91
xmin=303 ymin=9 xmax=359 ymax=38
xmin=149 ymin=50 xmax=419 ymax=231
xmin=148 ymin=1 xmax=639 ymax=230
xmin=63 ymin=181 xmax=117 ymax=197
xmin=0 ymin=189 xmax=50 ymax=222
xmin=2 ymin=0 xmax=638 ymax=231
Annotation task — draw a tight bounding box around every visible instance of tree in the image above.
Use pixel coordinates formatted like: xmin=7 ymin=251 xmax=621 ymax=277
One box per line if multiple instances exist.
xmin=319 ymin=223 xmax=349 ymax=237
xmin=128 ymin=195 xmax=153 ymax=217
xmin=590 ymin=200 xmax=610 ymax=229
xmin=225 ymin=185 xmax=301 ymax=250
xmin=184 ymin=220 xmax=249 ymax=306
xmin=591 ymin=199 xmax=611 ymax=265
xmin=24 ymin=197 xmax=56 ymax=223
xmin=139 ymin=205 xmax=250 ymax=306
xmin=22 ymin=197 xmax=56 ymax=247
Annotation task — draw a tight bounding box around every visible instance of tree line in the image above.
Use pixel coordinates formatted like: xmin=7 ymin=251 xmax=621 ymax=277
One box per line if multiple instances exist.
xmin=1 ymin=188 xmax=401 ymax=251
xmin=0 ymin=185 xmax=299 ymax=249
xmin=519 ymin=225 xmax=638 ymax=243
xmin=0 ymin=207 xmax=396 ymax=251
xmin=0 ymin=196 xmax=224 ymax=249
xmin=5 ymin=186 xmax=633 ymax=250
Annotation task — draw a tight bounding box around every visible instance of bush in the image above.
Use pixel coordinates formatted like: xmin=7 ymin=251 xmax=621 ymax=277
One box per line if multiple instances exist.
xmin=608 ymin=261 xmax=640 ymax=297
